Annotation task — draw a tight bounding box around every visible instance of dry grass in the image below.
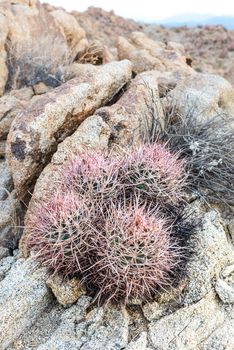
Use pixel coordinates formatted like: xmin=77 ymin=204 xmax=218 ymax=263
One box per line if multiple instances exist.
xmin=151 ymin=103 xmax=234 ymax=205
xmin=5 ymin=34 xmax=72 ymax=90
xmin=75 ymin=41 xmax=104 ymax=65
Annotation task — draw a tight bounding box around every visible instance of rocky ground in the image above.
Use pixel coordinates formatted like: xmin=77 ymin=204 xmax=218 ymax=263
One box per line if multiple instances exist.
xmin=71 ymin=6 xmax=234 ymax=86
xmin=0 ymin=1 xmax=234 ymax=349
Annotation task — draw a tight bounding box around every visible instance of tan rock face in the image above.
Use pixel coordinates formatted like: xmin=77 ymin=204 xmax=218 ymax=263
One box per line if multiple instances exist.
xmin=95 ymin=71 xmax=164 ymax=148
xmin=0 ymin=13 xmax=8 ymax=96
xmin=6 ymin=60 xmax=132 ymax=196
xmin=0 ymin=0 xmax=72 ymax=92
xmin=0 ymin=95 xmax=27 ymax=140
xmin=164 ymin=71 xmax=234 ymax=121
xmin=50 ymin=9 xmax=86 ymax=59
xmin=46 ymin=274 xmax=86 ymax=307
xmin=117 ymin=31 xmax=193 ymax=75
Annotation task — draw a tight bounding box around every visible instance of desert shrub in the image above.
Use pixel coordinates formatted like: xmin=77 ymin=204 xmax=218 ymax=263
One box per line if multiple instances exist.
xmin=152 ymin=107 xmax=234 ymax=205
xmin=5 ymin=34 xmax=71 ymax=90
xmin=24 ymin=143 xmax=194 ymax=304
xmin=75 ymin=41 xmax=104 ymax=65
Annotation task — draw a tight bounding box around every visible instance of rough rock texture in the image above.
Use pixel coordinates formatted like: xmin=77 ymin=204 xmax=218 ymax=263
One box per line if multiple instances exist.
xmin=50 ymin=9 xmax=86 ymax=58
xmin=148 ymin=290 xmax=233 ymax=350
xmin=71 ymin=7 xmax=234 ymax=86
xmin=0 ymin=192 xmax=19 ymax=248
xmin=0 ymin=94 xmax=29 ymax=140
xmin=145 ymin=24 xmax=234 ymax=86
xmin=126 ymin=332 xmax=148 ymax=350
xmin=0 ymin=258 xmax=52 ymax=350
xmin=6 ymin=60 xmax=132 ymax=195
xmin=0 ymin=159 xmax=22 ymax=250
xmin=38 ymin=302 xmax=129 ymax=350
xmin=0 ymin=246 xmax=10 ymax=260
xmin=0 ymin=161 xmax=12 ymax=200
xmin=183 ymin=209 xmax=234 ymax=304
xmin=46 ymin=274 xmax=86 ymax=307
xmin=95 ymin=70 xmax=164 ymax=148
xmin=117 ymin=31 xmax=193 ymax=75
xmin=0 ymin=255 xmax=16 ymax=281
xmin=146 ymin=210 xmax=234 ymax=350
xmin=0 ymin=140 xmax=5 ymax=157
xmin=0 ymin=0 xmax=69 ymax=92
xmin=0 ymin=13 xmax=8 ymax=96
xmin=165 ymin=71 xmax=234 ymax=120
xmin=215 ymin=264 xmax=234 ymax=304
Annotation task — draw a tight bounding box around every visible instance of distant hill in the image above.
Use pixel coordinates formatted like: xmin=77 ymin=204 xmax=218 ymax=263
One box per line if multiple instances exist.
xmin=156 ymin=14 xmax=234 ymax=29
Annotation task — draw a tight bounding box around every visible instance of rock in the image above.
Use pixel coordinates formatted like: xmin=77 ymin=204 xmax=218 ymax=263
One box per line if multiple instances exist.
xmin=64 ymin=62 xmax=98 ymax=80
xmin=167 ymin=71 xmax=234 ymax=121
xmin=126 ymin=332 xmax=148 ymax=350
xmin=0 ymin=191 xmax=23 ymax=249
xmin=148 ymin=291 xmax=228 ymax=350
xmin=95 ymin=70 xmax=164 ymax=148
xmin=72 ymin=6 xmax=141 ymax=48
xmin=50 ymin=9 xmax=86 ymax=59
xmin=0 ymin=13 xmax=8 ymax=96
xmin=0 ymin=161 xmax=13 ymax=200
xmin=9 ymin=87 xmax=34 ymax=101
xmin=142 ymin=301 xmax=169 ymax=321
xmin=0 ymin=0 xmax=69 ymax=91
xmin=215 ymin=279 xmax=234 ymax=304
xmin=201 ymin=319 xmax=234 ymax=350
xmin=117 ymin=36 xmax=163 ymax=74
xmin=37 ymin=301 xmax=129 ymax=350
xmin=33 ymin=82 xmax=52 ymax=95
xmin=0 ymin=194 xmax=16 ymax=246
xmin=228 ymin=219 xmax=234 ymax=244
xmin=0 ymin=255 xmax=16 ymax=282
xmin=0 ymin=0 xmax=63 ymax=46
xmin=221 ymin=264 xmax=234 ymax=278
xmin=215 ymin=264 xmax=234 ymax=304
xmin=183 ymin=209 xmax=234 ymax=304
xmin=0 ymin=94 xmax=26 ymax=140
xmin=0 ymin=258 xmax=52 ymax=350
xmin=52 ymin=115 xmax=111 ymax=165
xmin=0 ymin=141 xmax=5 ymax=157
xmin=6 ymin=60 xmax=132 ymax=196
xmin=46 ymin=274 xmax=85 ymax=307
xmin=0 ymin=247 xmax=10 ymax=261
xmin=117 ymin=31 xmax=192 ymax=74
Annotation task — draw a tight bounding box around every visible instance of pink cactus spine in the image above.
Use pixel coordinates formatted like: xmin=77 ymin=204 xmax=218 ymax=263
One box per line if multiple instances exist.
xmin=79 ymin=201 xmax=183 ymax=304
xmin=121 ymin=143 xmax=186 ymax=205
xmin=25 ymin=191 xmax=91 ymax=277
xmin=24 ymin=142 xmax=188 ymax=303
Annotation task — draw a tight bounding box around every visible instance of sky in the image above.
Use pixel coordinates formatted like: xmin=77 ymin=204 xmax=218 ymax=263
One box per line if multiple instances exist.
xmin=43 ymin=0 xmax=234 ymax=21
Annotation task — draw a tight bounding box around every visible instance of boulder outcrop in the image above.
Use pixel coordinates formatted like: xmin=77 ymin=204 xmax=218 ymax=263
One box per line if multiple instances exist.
xmin=6 ymin=60 xmax=132 ymax=195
